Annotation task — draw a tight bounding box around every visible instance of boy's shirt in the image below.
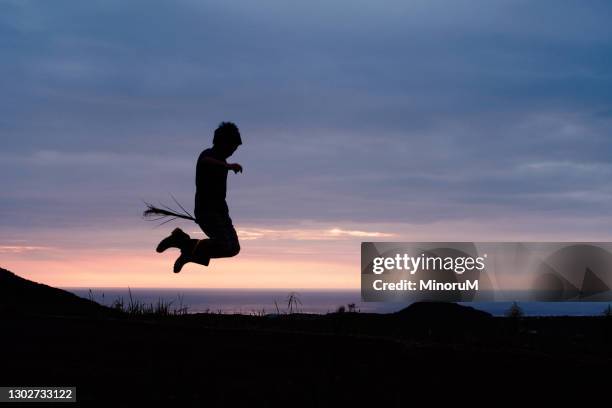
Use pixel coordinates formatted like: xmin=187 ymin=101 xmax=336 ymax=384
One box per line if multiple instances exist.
xmin=194 ymin=148 xmax=229 ymax=219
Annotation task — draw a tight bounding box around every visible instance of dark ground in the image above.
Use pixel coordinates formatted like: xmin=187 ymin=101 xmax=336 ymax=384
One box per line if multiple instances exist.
xmin=2 ymin=267 xmax=612 ymax=406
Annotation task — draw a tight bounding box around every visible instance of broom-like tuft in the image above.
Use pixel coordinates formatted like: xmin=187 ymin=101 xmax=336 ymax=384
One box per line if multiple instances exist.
xmin=143 ymin=194 xmax=195 ymax=225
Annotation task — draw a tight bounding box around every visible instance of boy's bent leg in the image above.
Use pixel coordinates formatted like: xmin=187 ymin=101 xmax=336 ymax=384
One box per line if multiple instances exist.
xmin=200 ymin=222 xmax=240 ymax=259
xmin=220 ymin=225 xmax=240 ymax=257
xmin=173 ymin=239 xmax=210 ymax=273
xmin=189 ymin=239 xmax=212 ymax=266
xmin=196 ymin=211 xmax=235 ymax=258
xmin=174 ymin=227 xmax=239 ymax=272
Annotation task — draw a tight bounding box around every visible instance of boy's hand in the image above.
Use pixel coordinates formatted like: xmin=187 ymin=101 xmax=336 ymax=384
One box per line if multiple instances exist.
xmin=227 ymin=163 xmax=243 ymax=174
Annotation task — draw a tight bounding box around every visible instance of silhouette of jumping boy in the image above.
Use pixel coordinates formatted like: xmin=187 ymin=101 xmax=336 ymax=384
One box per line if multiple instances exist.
xmin=156 ymin=122 xmax=243 ymax=272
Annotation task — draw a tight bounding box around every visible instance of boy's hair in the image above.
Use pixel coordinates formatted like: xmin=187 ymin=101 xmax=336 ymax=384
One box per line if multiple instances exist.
xmin=213 ymin=122 xmax=242 ymax=146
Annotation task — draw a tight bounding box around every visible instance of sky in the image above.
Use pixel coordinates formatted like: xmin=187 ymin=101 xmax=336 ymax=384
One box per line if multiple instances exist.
xmin=2 ymin=0 xmax=612 ymax=289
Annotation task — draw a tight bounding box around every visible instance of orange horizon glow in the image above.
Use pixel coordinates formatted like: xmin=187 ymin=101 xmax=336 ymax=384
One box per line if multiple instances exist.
xmin=3 ymin=217 xmax=608 ymax=290
xmin=0 ymin=224 xmax=388 ymax=289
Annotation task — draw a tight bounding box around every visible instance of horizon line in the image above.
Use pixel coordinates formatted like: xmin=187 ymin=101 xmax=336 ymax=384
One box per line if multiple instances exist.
xmin=61 ymin=286 xmax=361 ymax=291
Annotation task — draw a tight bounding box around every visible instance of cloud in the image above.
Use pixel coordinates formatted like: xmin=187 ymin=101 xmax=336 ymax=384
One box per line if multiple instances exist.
xmin=0 ymin=150 xmax=190 ymax=169
xmin=194 ymin=226 xmax=395 ymax=241
xmin=0 ymin=245 xmax=52 ymax=254
xmin=327 ymin=228 xmax=394 ymax=238
xmin=1 ymin=0 xmax=612 ymax=236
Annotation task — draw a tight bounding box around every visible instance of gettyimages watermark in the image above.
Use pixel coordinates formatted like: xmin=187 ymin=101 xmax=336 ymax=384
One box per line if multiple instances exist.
xmin=361 ymin=242 xmax=612 ymax=302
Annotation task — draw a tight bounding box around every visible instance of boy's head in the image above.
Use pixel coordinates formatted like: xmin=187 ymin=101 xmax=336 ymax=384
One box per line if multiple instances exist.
xmin=213 ymin=121 xmax=242 ymax=158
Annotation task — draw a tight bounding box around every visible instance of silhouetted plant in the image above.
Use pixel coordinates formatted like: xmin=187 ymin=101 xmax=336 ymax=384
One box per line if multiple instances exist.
xmin=506 ymin=301 xmax=524 ymax=318
xmin=603 ymin=304 xmax=612 ymax=317
xmin=111 ymin=297 xmax=125 ymax=312
xmin=250 ymin=309 xmax=266 ymax=316
xmin=106 ymin=289 xmax=188 ymax=316
xmin=336 ymin=305 xmax=346 ymax=313
xmin=174 ymin=293 xmax=189 ymax=315
xmin=143 ymin=194 xmax=195 ymax=224
xmin=286 ymin=292 xmax=302 ymax=314
xmin=347 ymin=303 xmax=359 ymax=313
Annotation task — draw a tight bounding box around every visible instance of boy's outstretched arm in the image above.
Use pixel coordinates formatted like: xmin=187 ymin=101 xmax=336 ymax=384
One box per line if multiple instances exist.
xmin=202 ymin=157 xmax=243 ymax=173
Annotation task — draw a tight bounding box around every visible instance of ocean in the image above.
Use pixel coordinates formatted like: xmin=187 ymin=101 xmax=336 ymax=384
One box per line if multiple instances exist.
xmin=65 ymin=288 xmax=612 ymax=316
